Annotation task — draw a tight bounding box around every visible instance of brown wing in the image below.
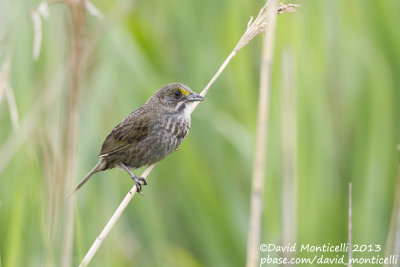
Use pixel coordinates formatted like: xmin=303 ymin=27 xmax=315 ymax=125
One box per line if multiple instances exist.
xmin=99 ymin=109 xmax=151 ymax=157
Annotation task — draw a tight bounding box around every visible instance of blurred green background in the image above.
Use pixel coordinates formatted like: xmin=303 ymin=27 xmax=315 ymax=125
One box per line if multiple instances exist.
xmin=1 ymin=0 xmax=399 ymax=266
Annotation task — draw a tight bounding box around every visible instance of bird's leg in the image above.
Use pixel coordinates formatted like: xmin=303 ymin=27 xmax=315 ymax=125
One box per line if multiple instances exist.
xmin=119 ymin=162 xmax=148 ymax=195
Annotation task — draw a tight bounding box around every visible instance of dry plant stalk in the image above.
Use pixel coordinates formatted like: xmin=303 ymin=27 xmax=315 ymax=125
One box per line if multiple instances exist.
xmin=79 ymin=165 xmax=155 ymax=266
xmin=280 ymin=49 xmax=297 ymax=263
xmin=1 ymin=1 xmax=103 ymax=264
xmin=0 ymin=51 xmax=20 ymax=131
xmin=30 ymin=0 xmax=102 ymax=61
xmin=0 ymin=0 xmax=104 ymax=176
xmin=0 ymin=1 xmax=115 ymax=265
xmin=32 ymin=0 xmax=103 ymax=265
xmin=61 ymin=1 xmax=87 ymax=266
xmin=0 ymin=70 xmax=65 ymax=175
xmin=348 ymin=183 xmax=353 ymax=267
xmin=79 ymin=1 xmax=298 ymax=266
xmin=31 ymin=1 xmax=49 ymax=60
xmin=277 ymin=4 xmax=299 ymax=14
xmin=245 ymin=0 xmax=278 ymax=266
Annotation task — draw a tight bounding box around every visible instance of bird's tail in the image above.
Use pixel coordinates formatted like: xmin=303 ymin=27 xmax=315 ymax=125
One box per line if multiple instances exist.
xmin=66 ymin=159 xmax=107 ymax=199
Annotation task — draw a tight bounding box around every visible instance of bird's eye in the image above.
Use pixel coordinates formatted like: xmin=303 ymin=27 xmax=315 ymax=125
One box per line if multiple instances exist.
xmin=174 ymin=90 xmax=182 ymax=98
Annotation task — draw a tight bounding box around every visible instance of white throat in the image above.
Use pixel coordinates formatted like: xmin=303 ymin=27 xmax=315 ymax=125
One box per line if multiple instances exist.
xmin=177 ymin=101 xmax=195 ymax=120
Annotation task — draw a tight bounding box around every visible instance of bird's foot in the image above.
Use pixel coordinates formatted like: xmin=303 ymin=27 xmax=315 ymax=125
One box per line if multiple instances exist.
xmin=133 ymin=176 xmax=148 ymax=195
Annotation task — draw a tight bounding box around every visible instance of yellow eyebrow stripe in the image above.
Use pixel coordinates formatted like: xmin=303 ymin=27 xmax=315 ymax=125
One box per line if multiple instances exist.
xmin=179 ymin=87 xmax=190 ymax=96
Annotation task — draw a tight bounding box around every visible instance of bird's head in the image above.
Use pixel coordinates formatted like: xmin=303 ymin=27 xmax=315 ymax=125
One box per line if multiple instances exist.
xmin=149 ymin=83 xmax=205 ymax=114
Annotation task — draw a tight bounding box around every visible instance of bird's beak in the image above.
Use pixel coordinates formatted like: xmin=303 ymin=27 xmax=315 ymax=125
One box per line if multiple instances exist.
xmin=187 ymin=93 xmax=205 ymax=102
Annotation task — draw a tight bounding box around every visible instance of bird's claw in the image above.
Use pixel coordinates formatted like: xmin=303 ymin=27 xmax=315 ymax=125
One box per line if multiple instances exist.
xmin=138 ymin=176 xmax=148 ymax=185
xmin=133 ymin=176 xmax=147 ymax=195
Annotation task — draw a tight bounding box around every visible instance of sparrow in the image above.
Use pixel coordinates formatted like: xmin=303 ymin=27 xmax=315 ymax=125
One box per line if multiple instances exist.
xmin=68 ymin=83 xmax=204 ymax=197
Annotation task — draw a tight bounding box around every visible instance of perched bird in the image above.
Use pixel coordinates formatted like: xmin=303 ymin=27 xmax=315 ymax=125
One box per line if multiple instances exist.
xmin=68 ymin=83 xmax=204 ymax=197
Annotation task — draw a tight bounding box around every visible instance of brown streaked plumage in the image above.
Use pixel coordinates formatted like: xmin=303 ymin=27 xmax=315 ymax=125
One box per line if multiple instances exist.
xmin=67 ymin=83 xmax=204 ymax=198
